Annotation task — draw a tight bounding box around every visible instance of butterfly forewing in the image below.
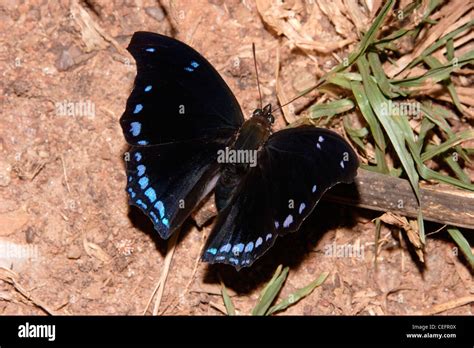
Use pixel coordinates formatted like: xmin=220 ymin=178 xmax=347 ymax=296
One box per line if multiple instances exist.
xmin=202 ymin=126 xmax=358 ymax=269
xmin=120 ymin=32 xmax=244 ymax=146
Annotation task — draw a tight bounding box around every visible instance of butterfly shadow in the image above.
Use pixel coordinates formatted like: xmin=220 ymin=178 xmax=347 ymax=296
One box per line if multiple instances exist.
xmin=202 ymin=183 xmax=362 ymax=294
xmin=127 ymin=205 xmax=196 ymax=257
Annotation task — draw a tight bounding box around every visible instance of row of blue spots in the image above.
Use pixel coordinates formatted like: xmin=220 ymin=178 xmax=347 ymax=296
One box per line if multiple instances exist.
xmin=184 ymin=60 xmax=199 ymax=72
xmin=208 ymin=235 xmax=270 ymax=258
xmin=316 ymin=135 xmax=325 ymax=150
xmin=130 ymin=122 xmax=141 ymax=136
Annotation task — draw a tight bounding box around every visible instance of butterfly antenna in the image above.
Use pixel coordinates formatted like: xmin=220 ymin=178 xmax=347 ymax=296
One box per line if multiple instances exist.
xmin=272 ymin=77 xmax=325 ymax=114
xmin=252 ymin=43 xmax=263 ymax=110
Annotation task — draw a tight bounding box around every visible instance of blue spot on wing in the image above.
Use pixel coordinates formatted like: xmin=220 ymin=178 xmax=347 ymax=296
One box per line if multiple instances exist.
xmin=149 ymin=211 xmax=159 ymax=224
xmin=144 ymin=187 xmax=156 ymax=203
xmin=162 ymin=218 xmax=169 ymax=227
xmin=137 ymin=165 xmax=146 ymax=176
xmin=190 ymin=61 xmax=199 ymax=68
xmin=130 ymin=122 xmax=141 ymax=136
xmin=154 ymin=201 xmax=165 ymax=219
xmin=219 ymin=243 xmax=231 ymax=253
xmin=206 ymin=248 xmax=218 ymax=255
xmin=137 ymin=140 xmax=148 ymax=145
xmin=136 ymin=199 xmax=147 ymax=210
xmin=138 ymin=176 xmax=149 ymax=189
xmin=145 ymin=48 xmax=155 ymax=52
xmin=144 ymin=85 xmax=152 ymax=92
xmin=133 ymin=104 xmax=143 ymax=114
xmin=134 ymin=152 xmax=142 ymax=162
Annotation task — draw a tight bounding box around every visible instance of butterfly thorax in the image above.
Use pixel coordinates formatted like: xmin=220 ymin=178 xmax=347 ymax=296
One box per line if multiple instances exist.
xmin=214 ymin=104 xmax=273 ymax=211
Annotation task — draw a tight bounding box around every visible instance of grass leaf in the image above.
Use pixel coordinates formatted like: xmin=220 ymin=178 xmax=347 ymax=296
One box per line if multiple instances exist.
xmin=221 ymin=282 xmax=236 ymax=315
xmin=448 ymin=228 xmax=474 ymax=270
xmin=251 ymin=265 xmax=289 ymax=316
xmin=266 ymin=272 xmax=329 ymax=316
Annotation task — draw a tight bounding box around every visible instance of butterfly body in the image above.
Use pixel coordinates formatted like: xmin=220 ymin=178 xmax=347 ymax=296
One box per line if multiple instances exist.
xmin=121 ymin=32 xmax=359 ymax=269
xmin=216 ymin=105 xmax=273 ymax=211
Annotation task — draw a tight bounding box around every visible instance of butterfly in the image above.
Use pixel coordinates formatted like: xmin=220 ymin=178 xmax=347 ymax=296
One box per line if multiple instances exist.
xmin=120 ymin=32 xmax=359 ymax=270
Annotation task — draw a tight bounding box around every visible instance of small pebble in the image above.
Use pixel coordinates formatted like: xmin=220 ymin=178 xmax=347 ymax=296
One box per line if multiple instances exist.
xmin=145 ymin=7 xmax=165 ymax=22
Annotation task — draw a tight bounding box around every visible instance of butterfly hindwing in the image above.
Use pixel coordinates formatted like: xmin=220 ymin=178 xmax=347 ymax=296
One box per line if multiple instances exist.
xmin=120 ymin=32 xmax=244 ymax=146
xmin=202 ymin=126 xmax=359 ymax=269
xmin=126 ymin=137 xmax=232 ymax=239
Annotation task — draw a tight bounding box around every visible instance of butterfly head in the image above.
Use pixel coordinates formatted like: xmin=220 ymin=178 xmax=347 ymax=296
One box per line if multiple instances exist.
xmin=252 ymin=104 xmax=274 ymax=125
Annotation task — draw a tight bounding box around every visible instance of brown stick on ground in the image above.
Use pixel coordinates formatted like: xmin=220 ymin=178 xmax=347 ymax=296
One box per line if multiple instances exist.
xmin=325 ymin=169 xmax=474 ymax=230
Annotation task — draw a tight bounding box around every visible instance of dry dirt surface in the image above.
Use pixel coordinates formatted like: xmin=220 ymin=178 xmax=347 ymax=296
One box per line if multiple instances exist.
xmin=0 ymin=0 xmax=472 ymax=316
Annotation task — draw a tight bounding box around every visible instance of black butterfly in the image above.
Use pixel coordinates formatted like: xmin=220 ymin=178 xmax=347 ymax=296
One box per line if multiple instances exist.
xmin=120 ymin=32 xmax=359 ymax=270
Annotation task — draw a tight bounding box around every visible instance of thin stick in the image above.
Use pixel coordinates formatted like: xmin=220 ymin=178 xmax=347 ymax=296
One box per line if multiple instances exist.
xmin=326 ymin=169 xmax=474 ymax=230
xmin=252 ymin=43 xmax=263 ymax=109
xmin=417 ymin=295 xmax=474 ymax=315
xmin=152 ymin=229 xmax=180 ymax=315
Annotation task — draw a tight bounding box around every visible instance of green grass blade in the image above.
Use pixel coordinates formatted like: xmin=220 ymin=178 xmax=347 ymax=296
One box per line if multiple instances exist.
xmin=416 ymin=117 xmax=435 ymax=153
xmin=423 ymin=55 xmax=465 ymax=113
xmin=333 ymin=0 xmax=394 ymax=73
xmin=351 ymin=81 xmax=386 ymax=150
xmin=266 ymin=272 xmax=329 ymax=316
xmin=251 ymin=265 xmax=289 ymax=316
xmin=221 ymin=282 xmax=236 ymax=315
xmin=448 ymin=228 xmax=474 ymax=270
xmin=406 ymin=20 xmax=474 ymax=69
xmin=309 ymin=99 xmax=355 ymax=119
xmin=357 ymin=55 xmax=421 ymax=201
xmin=420 ymin=129 xmax=474 ymax=162
xmin=343 ymin=117 xmax=368 ymax=153
xmin=367 ymin=52 xmax=400 ymax=98
xmin=393 ymin=53 xmax=474 ymax=88
xmin=443 ymin=153 xmax=472 ymax=184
